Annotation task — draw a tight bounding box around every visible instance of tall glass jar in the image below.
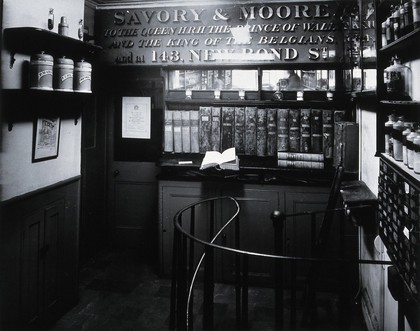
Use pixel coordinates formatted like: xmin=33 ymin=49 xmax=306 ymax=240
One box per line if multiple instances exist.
xmin=392 ymin=118 xmax=405 ymax=161
xmin=402 ymin=122 xmax=414 ymax=165
xmin=385 ymin=114 xmax=397 ymax=155
xmin=413 ymin=134 xmax=420 ymax=173
xmin=407 ymin=128 xmax=419 ymax=169
xmin=383 ymin=55 xmax=412 ymax=100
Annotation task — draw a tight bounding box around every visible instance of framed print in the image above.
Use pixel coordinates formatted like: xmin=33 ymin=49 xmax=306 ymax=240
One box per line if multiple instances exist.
xmin=121 ymin=97 xmax=151 ymax=139
xmin=32 ymin=117 xmax=61 ymax=162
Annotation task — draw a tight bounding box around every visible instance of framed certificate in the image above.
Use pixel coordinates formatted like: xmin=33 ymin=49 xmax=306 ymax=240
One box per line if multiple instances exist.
xmin=121 ymin=97 xmax=151 ymax=139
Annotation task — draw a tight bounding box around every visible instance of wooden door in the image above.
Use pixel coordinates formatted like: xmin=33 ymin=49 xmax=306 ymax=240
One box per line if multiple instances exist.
xmin=104 ymin=68 xmax=163 ymax=253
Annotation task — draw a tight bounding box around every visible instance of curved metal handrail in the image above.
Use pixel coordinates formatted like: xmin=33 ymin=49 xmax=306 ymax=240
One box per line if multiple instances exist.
xmin=174 ymin=201 xmax=390 ymax=265
xmin=171 ymin=197 xmax=392 ymax=330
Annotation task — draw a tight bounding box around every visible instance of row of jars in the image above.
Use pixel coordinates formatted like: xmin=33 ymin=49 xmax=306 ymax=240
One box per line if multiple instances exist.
xmin=385 ymin=114 xmax=420 ymax=174
xmin=381 ymin=0 xmax=420 ymax=47
xmin=29 ymin=52 xmax=92 ymax=93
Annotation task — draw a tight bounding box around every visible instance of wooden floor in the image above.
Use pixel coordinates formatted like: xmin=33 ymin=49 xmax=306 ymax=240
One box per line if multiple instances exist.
xmin=49 ymin=247 xmax=368 ymax=330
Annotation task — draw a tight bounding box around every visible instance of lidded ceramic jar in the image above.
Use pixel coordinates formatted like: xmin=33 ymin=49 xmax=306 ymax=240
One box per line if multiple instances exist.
xmin=29 ymin=52 xmax=53 ymax=90
xmin=54 ymin=57 xmax=74 ymax=92
xmin=73 ymin=59 xmax=92 ymax=93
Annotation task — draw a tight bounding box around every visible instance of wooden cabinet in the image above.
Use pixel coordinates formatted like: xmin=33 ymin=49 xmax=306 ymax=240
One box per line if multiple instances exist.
xmin=158 ymin=179 xmax=332 ymax=284
xmin=21 ymin=200 xmax=64 ymax=325
xmin=1 ymin=179 xmax=80 ymax=329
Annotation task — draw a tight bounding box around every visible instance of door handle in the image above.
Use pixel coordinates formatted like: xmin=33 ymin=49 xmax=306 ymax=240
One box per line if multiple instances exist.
xmin=113 ymin=170 xmax=120 ymax=177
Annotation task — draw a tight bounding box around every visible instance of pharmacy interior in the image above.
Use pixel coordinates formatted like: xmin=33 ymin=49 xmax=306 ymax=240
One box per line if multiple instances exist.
xmin=0 ymin=0 xmax=420 ymax=329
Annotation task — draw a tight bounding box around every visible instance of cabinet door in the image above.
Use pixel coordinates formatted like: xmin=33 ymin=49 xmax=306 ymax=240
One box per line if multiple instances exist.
xmin=283 ymin=187 xmax=330 ymax=286
xmin=21 ymin=210 xmax=44 ymax=325
xmin=159 ymin=181 xmax=217 ymax=276
xmin=20 ymin=200 xmax=64 ymax=326
xmin=220 ymin=184 xmax=280 ymax=285
xmin=42 ymin=202 xmax=63 ymax=321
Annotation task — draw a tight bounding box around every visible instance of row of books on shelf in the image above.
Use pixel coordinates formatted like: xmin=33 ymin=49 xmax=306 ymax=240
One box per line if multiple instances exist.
xmin=164 ymin=106 xmax=347 ymax=168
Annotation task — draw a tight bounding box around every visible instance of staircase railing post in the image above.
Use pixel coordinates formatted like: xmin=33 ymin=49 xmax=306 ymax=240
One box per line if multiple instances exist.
xmin=271 ymin=210 xmax=285 ymax=330
xmin=203 ymin=245 xmax=214 ymax=330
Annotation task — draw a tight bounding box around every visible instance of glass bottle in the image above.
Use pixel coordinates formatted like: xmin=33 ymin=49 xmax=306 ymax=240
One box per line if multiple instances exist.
xmin=413 ymin=133 xmax=420 ymax=173
xmin=392 ymin=117 xmax=405 ymax=161
xmin=272 ymin=80 xmax=284 ymax=100
xmin=402 ymin=122 xmax=414 ymax=165
xmin=48 ymin=8 xmax=54 ymax=30
xmin=386 ymin=17 xmax=393 ymax=44
xmin=405 ymin=1 xmax=414 ymax=33
xmin=383 ymin=55 xmax=412 ymax=100
xmin=385 ymin=114 xmax=397 ymax=155
xmin=407 ymin=127 xmax=418 ymax=168
xmin=393 ymin=5 xmax=400 ymax=39
xmin=381 ymin=21 xmax=388 ymax=47
xmin=399 ymin=4 xmax=406 ymax=36
xmin=412 ymin=0 xmax=420 ymax=29
xmin=78 ymin=19 xmax=84 ymax=40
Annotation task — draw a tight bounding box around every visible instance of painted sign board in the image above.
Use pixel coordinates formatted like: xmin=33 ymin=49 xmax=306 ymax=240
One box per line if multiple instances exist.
xmin=95 ymin=2 xmax=344 ymax=66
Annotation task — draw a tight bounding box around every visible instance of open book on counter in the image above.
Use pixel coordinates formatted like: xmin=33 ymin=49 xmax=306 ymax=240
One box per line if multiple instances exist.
xmin=200 ymin=147 xmax=239 ymax=171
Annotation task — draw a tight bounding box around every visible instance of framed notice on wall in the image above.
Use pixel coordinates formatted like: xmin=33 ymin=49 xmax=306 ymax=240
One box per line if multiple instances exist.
xmin=32 ymin=117 xmax=61 ymax=162
xmin=121 ymin=97 xmax=151 ymax=139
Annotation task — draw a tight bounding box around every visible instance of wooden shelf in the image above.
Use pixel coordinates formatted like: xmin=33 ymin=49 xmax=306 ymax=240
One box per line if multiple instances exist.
xmin=380 ymin=100 xmax=420 ymax=106
xmin=379 ymin=28 xmax=420 ymax=61
xmin=3 ymin=27 xmax=102 ymax=61
xmin=164 ymin=98 xmax=337 ymax=107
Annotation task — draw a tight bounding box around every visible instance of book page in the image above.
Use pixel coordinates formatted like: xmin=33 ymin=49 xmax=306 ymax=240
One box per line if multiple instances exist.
xmin=219 ymin=147 xmax=236 ymax=164
xmin=200 ymin=147 xmax=236 ymax=169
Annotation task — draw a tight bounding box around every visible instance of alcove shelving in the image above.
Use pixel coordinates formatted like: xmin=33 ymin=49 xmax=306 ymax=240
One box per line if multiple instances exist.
xmin=3 ymin=27 xmax=102 ymax=68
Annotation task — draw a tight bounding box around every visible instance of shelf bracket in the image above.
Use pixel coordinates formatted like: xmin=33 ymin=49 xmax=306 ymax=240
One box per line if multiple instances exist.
xmin=9 ymin=52 xmax=16 ymax=69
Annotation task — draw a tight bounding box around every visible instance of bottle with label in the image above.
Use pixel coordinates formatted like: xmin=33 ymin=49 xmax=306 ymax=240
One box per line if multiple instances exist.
xmin=381 ymin=21 xmax=388 ymax=47
xmin=407 ymin=127 xmax=418 ymax=169
xmin=392 ymin=117 xmax=405 ymax=161
xmin=400 ymin=4 xmax=406 ymax=35
xmin=404 ymin=1 xmax=414 ymax=33
xmin=386 ymin=17 xmax=394 ymax=44
xmin=383 ymin=55 xmax=412 ymax=100
xmin=402 ymin=122 xmax=414 ymax=165
xmin=393 ymin=5 xmax=401 ymax=39
xmin=385 ymin=114 xmax=397 ymax=155
xmin=48 ymin=8 xmax=54 ymax=30
xmin=413 ymin=133 xmax=420 ymax=173
xmin=412 ymin=0 xmax=420 ymax=29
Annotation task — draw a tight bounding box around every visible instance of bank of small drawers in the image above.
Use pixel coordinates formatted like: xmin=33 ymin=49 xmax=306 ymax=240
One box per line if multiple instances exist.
xmin=378 ymin=158 xmax=420 ymax=303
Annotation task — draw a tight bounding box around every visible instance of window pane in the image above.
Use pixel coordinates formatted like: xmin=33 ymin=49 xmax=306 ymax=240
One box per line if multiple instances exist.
xmin=231 ymin=70 xmax=258 ymax=90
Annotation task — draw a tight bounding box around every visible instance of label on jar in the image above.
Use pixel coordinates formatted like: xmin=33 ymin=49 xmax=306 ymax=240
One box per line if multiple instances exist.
xmin=385 ymin=71 xmax=404 ymax=93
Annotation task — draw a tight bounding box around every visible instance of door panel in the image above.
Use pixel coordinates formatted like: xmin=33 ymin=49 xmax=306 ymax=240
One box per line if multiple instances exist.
xmin=43 ymin=202 xmax=62 ymax=315
xmin=221 ymin=184 xmax=280 ymax=285
xmin=109 ymin=161 xmax=159 ymax=250
xmin=159 ymin=181 xmax=217 ymax=276
xmin=284 ymin=188 xmax=330 ymax=286
xmin=21 ymin=211 xmax=44 ymax=325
